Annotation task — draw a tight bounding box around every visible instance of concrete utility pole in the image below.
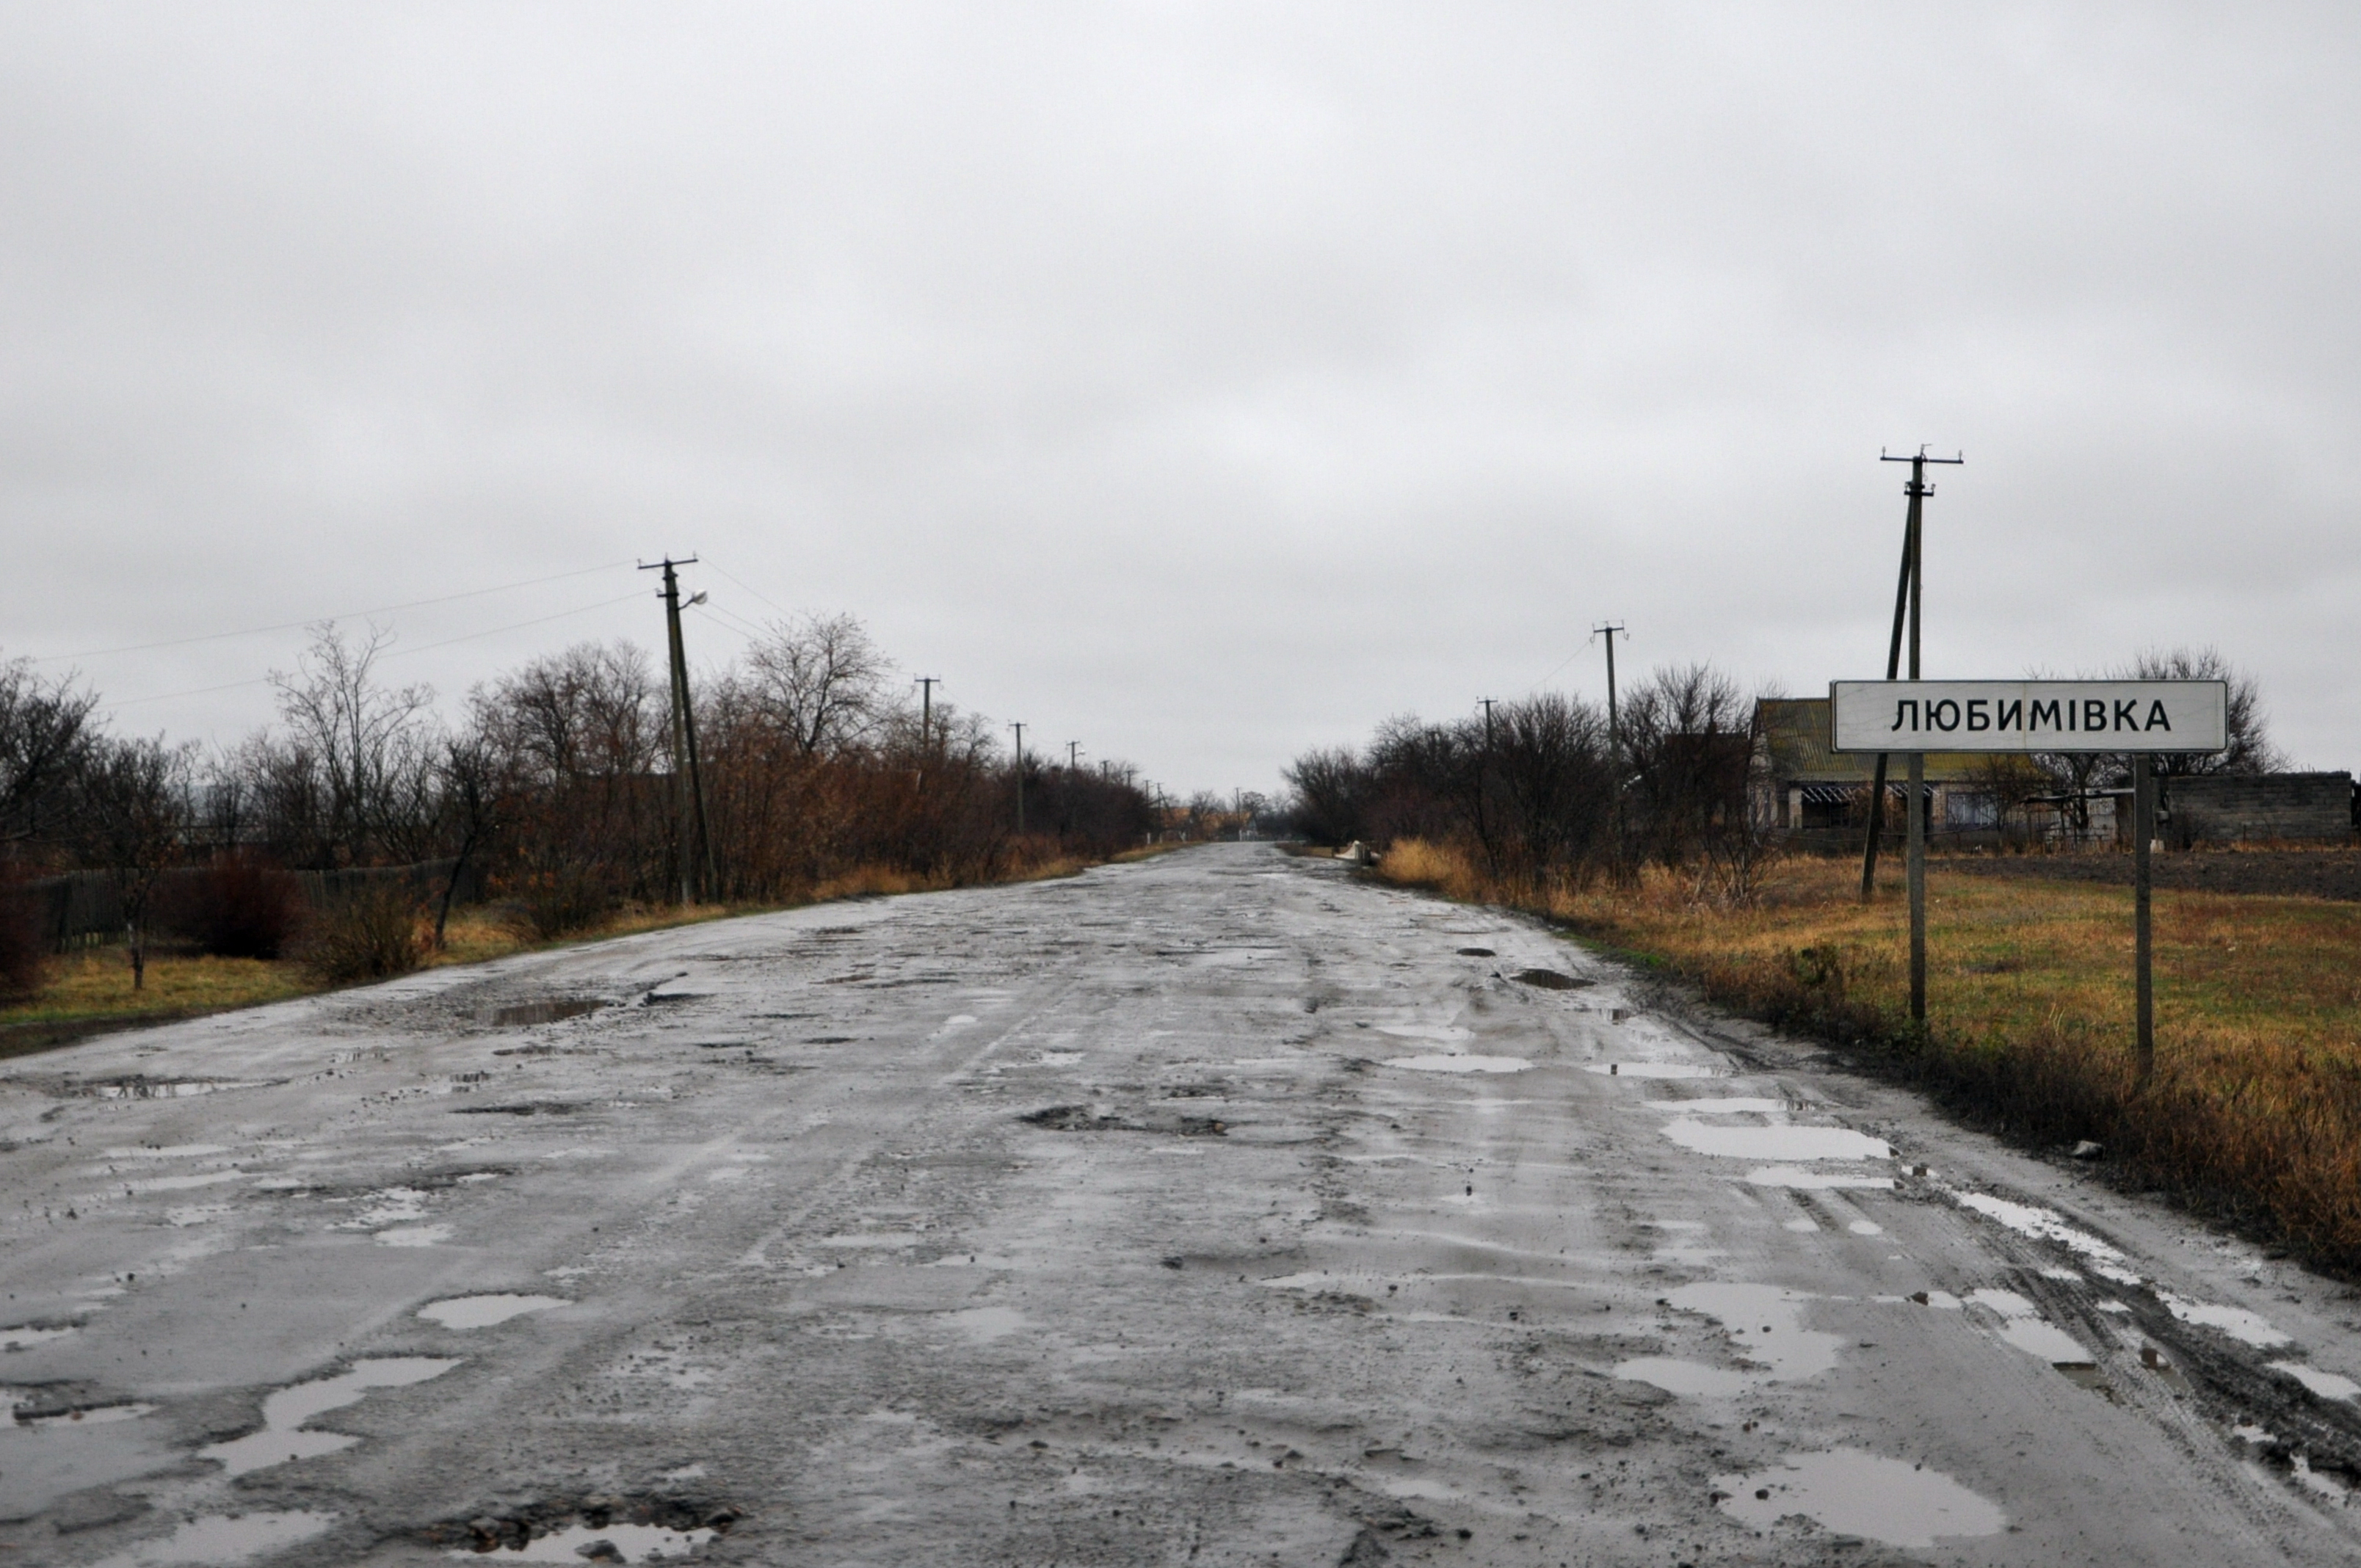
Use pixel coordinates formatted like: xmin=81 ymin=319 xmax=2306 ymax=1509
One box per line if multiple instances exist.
xmin=915 ymin=678 xmax=939 ymax=752
xmin=1859 ymin=449 xmax=1962 ymax=1024
xmin=913 ymin=677 xmax=940 ymax=792
xmin=1010 ymin=722 xmax=1026 ymax=835
xmin=640 ymin=556 xmax=717 ymax=905
xmin=1861 ymin=450 xmax=1961 ymax=915
xmin=1595 ymin=625 xmax=1626 ymax=871
xmin=1068 ymin=741 xmax=1081 ymax=772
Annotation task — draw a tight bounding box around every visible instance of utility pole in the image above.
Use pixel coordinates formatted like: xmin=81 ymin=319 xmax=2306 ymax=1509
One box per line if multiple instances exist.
xmin=640 ymin=556 xmax=717 ymax=904
xmin=1068 ymin=741 xmax=1082 ymax=772
xmin=913 ymin=676 xmax=940 ymax=792
xmin=1595 ymin=624 xmax=1625 ymax=874
xmin=1859 ymin=449 xmax=1962 ymax=1024
xmin=1861 ymin=450 xmax=1960 ymax=912
xmin=1010 ymin=722 xmax=1026 ymax=835
xmin=915 ymin=678 xmax=939 ymax=752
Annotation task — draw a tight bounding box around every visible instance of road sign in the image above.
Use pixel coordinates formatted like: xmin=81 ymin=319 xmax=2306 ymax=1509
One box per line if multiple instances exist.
xmin=1829 ymin=680 xmax=2227 ymax=755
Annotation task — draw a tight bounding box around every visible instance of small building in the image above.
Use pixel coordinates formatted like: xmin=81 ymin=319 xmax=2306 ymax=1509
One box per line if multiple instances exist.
xmin=1752 ymin=698 xmax=1991 ymax=842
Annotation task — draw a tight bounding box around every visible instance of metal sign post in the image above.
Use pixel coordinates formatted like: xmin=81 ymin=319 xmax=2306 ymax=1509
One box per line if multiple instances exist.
xmin=1830 ymin=679 xmax=2227 ymax=1076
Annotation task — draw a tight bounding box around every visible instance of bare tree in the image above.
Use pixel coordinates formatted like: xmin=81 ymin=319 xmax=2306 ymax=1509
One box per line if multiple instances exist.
xmin=73 ymin=735 xmax=192 ymax=990
xmin=432 ymin=733 xmax=504 ymax=948
xmin=2118 ymin=646 xmax=2282 ymax=776
xmin=268 ymin=623 xmax=436 ymax=866
xmin=742 ymin=614 xmax=896 ymax=757
xmin=0 ymin=656 xmax=98 ymax=850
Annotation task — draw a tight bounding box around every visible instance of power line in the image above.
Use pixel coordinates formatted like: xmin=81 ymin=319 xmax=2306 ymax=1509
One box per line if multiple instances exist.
xmin=100 ymin=590 xmax=646 ymax=710
xmin=35 ymin=559 xmax=636 ymax=663
xmin=698 ymin=556 xmax=794 ymax=621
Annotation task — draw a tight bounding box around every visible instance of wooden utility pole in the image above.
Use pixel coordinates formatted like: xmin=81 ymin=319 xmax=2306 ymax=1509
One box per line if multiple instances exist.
xmin=641 ymin=556 xmax=716 ymax=904
xmin=1010 ymin=722 xmax=1026 ymax=834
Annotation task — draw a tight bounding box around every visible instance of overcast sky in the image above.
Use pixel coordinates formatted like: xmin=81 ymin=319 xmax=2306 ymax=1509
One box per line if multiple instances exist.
xmin=5 ymin=4 xmax=2356 ymax=796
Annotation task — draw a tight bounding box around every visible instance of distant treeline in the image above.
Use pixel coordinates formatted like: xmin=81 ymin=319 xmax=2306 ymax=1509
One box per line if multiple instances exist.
xmin=0 ymin=615 xmax=1157 ymax=969
xmin=1283 ymin=665 xmax=1760 ymax=887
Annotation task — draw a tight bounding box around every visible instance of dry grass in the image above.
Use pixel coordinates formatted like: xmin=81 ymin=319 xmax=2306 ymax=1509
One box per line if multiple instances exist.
xmin=1378 ymin=837 xmax=2361 ymax=1274
xmin=0 ymin=950 xmax=315 ymax=1057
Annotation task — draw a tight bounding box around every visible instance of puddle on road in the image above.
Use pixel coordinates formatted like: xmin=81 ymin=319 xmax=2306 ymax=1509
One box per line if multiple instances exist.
xmin=2155 ymin=1290 xmax=2291 ymax=1349
xmin=2270 ymin=1362 xmax=2361 ymax=1402
xmin=1967 ymin=1289 xmax=2092 ymax=1366
xmin=444 ymin=1522 xmax=719 ymax=1563
xmin=1385 ymin=1055 xmax=1531 ymax=1074
xmin=123 ymin=1171 xmax=242 ymax=1194
xmin=103 ymin=1144 xmax=230 ymax=1159
xmin=377 ymin=1224 xmax=454 ymax=1248
xmin=1584 ymin=1061 xmax=1722 ymax=1080
xmin=15 ymin=1401 xmax=156 ymax=1427
xmin=1673 ymin=1282 xmax=1844 ymax=1380
xmin=81 ymin=1079 xmax=273 ymax=1100
xmin=1376 ymin=1024 xmax=1474 ymax=1042
xmin=1951 ymin=1191 xmax=2142 ymax=1285
xmin=418 ymin=1294 xmax=566 ymax=1329
xmin=1509 ymin=968 xmax=1590 ymax=990
xmin=1653 ymin=1097 xmax=1784 ymax=1116
xmin=1612 ymin=1357 xmax=1754 ymax=1397
xmin=1716 ymin=1448 xmax=2005 ymax=1548
xmin=201 ymin=1357 xmax=460 ymax=1476
xmin=1661 ymin=1119 xmax=1890 ymax=1162
xmin=91 ymin=1509 xmax=338 ymax=1567
xmin=489 ymin=998 xmax=607 ymax=1026
xmin=1454 ymin=947 xmax=1495 ymax=957
xmin=940 ymin=1306 xmax=1029 ymax=1341
xmin=1744 ymin=1166 xmax=1896 ymax=1191
xmin=1620 ymin=1282 xmax=1844 ymax=1397
xmin=0 ymin=1324 xmax=78 ymax=1351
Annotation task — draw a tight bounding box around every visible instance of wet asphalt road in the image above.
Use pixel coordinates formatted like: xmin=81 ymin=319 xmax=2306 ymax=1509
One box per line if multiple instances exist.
xmin=4 ymin=843 xmax=2361 ymax=1567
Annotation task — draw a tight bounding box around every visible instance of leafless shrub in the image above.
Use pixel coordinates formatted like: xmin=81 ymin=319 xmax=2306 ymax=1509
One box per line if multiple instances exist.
xmin=162 ymin=852 xmax=304 ymax=959
xmin=300 ymin=882 xmax=424 ymax=982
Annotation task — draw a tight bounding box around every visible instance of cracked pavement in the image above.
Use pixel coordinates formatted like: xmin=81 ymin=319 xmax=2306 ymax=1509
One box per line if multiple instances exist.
xmin=4 ymin=843 xmax=2360 ymax=1565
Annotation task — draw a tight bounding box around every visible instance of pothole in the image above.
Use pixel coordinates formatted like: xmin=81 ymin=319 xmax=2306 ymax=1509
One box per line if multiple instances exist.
xmin=450 ymin=1101 xmax=584 ymax=1117
xmin=1020 ymin=1106 xmax=1227 ymax=1136
xmin=200 ymin=1357 xmax=460 ymax=1476
xmin=89 ymin=1509 xmax=338 ymax=1567
xmin=487 ymin=999 xmax=608 ymax=1027
xmin=1715 ymin=1448 xmax=2006 ymax=1548
xmin=418 ymin=1294 xmax=567 ymax=1330
xmin=72 ymin=1078 xmax=275 ymax=1100
xmin=1510 ymin=968 xmax=1589 ymax=990
xmin=423 ymin=1496 xmax=738 ymax=1562
xmin=1384 ymin=1055 xmax=1531 ymax=1074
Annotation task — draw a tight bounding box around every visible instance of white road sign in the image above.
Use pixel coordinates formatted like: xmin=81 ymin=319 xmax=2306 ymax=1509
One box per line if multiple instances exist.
xmin=1829 ymin=680 xmax=2228 ymax=754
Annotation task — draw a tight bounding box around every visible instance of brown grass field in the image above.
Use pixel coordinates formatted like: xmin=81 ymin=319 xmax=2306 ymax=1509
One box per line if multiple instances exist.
xmin=1378 ymin=838 xmax=2361 ymax=1275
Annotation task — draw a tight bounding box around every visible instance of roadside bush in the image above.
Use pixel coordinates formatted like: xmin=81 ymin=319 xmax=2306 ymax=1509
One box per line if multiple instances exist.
xmin=507 ymin=868 xmax=617 ymax=940
xmin=164 ymin=854 xmax=304 ymax=959
xmin=301 ymin=883 xmax=425 ymax=982
xmin=0 ymin=876 xmax=46 ymax=999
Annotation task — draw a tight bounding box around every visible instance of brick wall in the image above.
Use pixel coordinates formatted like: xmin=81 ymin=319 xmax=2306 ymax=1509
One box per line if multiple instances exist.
xmin=2164 ymin=772 xmax=2356 ymax=845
